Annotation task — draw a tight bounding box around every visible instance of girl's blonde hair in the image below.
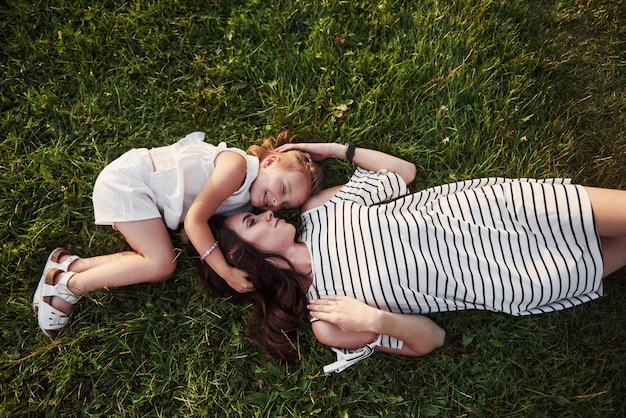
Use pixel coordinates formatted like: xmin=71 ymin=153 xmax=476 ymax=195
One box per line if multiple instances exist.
xmin=246 ymin=130 xmax=323 ymax=195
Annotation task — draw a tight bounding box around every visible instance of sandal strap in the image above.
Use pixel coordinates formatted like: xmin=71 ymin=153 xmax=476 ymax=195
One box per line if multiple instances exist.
xmin=45 ymin=248 xmax=78 ymax=271
xmin=42 ymin=271 xmax=79 ymax=304
xmin=37 ymin=300 xmax=71 ymax=336
xmin=57 ymin=254 xmax=79 ymax=271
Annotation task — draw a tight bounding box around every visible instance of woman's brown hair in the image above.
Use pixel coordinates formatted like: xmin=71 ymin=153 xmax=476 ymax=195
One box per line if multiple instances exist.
xmin=188 ymin=215 xmax=309 ymax=362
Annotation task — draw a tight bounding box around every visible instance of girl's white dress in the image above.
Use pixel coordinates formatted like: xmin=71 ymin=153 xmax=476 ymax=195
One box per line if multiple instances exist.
xmin=301 ymin=168 xmax=604 ymax=351
xmin=93 ymin=132 xmax=259 ymax=229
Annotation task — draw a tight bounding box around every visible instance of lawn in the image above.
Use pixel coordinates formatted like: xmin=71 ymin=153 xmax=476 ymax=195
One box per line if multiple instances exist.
xmin=1 ymin=0 xmax=625 ymax=416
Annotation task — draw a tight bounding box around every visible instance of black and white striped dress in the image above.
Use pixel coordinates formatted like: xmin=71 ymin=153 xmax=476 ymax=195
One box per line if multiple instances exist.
xmin=301 ymin=168 xmax=604 ymax=349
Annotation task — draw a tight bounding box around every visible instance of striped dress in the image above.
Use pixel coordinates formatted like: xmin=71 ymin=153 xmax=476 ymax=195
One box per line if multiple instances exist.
xmin=300 ymin=168 xmax=604 ymax=349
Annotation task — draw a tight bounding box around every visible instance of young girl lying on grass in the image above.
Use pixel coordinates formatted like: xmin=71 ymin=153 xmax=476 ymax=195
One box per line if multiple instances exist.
xmin=33 ymin=130 xmax=322 ymax=338
xmin=192 ymin=142 xmax=626 ymax=372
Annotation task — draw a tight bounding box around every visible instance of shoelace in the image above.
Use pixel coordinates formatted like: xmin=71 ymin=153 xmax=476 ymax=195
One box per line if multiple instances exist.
xmin=323 ymin=338 xmax=380 ymax=373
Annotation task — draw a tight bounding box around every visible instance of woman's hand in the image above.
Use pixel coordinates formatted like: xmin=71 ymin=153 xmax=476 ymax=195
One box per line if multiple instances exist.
xmin=309 ymin=295 xmax=446 ymax=356
xmin=308 ymin=295 xmax=380 ymax=333
xmin=276 ymin=143 xmax=344 ymax=162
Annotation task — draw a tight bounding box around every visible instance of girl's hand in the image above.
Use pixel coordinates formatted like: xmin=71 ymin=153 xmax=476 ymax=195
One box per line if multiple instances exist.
xmin=276 ymin=143 xmax=344 ymax=162
xmin=225 ymin=266 xmax=254 ymax=293
xmin=308 ymin=295 xmax=379 ymax=333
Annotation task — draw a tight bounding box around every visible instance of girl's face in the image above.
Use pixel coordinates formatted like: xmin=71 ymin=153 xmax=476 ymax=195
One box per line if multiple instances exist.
xmin=225 ymin=210 xmax=295 ymax=253
xmin=249 ymin=155 xmax=311 ymax=212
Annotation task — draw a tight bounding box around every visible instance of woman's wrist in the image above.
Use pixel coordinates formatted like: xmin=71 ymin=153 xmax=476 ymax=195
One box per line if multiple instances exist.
xmin=363 ymin=305 xmax=386 ymax=334
xmin=332 ymin=143 xmax=347 ymax=159
xmin=344 ymin=142 xmax=356 ymax=162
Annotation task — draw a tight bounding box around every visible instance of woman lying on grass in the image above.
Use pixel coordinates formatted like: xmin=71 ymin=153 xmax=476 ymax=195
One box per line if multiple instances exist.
xmin=191 ymin=142 xmax=626 ymax=368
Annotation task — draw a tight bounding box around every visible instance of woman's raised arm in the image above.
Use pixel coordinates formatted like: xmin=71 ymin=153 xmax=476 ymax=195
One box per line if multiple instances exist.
xmin=277 ymin=142 xmax=416 ymax=185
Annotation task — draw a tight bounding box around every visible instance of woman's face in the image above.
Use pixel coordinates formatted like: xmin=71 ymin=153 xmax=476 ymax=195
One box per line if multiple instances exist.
xmin=225 ymin=210 xmax=296 ymax=253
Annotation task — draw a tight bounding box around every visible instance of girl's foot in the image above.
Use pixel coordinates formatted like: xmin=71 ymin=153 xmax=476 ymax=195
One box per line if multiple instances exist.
xmin=32 ymin=248 xmax=79 ymax=313
xmin=47 ymin=269 xmax=78 ymax=316
xmin=36 ymin=268 xmax=81 ymax=337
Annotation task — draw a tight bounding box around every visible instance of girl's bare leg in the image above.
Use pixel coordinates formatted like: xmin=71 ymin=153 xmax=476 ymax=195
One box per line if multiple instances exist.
xmin=584 ymin=187 xmax=626 ymax=277
xmin=49 ymin=218 xmax=177 ymax=313
xmin=61 ymin=251 xmax=137 ymax=274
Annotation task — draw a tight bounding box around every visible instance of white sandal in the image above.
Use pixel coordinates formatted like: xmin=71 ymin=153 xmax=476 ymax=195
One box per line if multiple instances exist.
xmin=32 ymin=248 xmax=79 ymax=313
xmin=36 ymin=268 xmax=79 ymax=338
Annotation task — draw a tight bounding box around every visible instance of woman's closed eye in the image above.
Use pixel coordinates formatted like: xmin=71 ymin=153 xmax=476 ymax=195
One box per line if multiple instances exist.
xmin=243 ymin=214 xmax=256 ymax=227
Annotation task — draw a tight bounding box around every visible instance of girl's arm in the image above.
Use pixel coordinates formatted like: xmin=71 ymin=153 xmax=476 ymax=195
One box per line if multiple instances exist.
xmin=184 ymin=151 xmax=253 ymax=293
xmin=277 ymin=142 xmax=416 ymax=185
xmin=309 ymin=296 xmax=446 ymax=356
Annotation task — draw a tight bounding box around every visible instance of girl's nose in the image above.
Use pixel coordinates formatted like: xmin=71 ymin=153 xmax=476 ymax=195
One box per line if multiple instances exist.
xmin=263 ymin=210 xmax=274 ymax=220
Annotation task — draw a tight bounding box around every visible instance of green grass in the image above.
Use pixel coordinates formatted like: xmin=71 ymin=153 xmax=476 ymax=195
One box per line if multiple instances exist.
xmin=1 ymin=0 xmax=625 ymax=416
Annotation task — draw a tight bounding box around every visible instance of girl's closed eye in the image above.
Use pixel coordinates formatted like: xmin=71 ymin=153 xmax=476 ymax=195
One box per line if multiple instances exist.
xmin=281 ymin=185 xmax=287 ymax=209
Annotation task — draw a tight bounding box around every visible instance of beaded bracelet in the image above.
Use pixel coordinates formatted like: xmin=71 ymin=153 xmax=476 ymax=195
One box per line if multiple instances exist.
xmin=200 ymin=241 xmax=219 ymax=263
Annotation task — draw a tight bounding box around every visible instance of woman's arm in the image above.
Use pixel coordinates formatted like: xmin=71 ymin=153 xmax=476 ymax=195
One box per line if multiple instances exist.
xmin=280 ymin=142 xmax=416 ymax=211
xmin=277 ymin=142 xmax=416 ymax=185
xmin=184 ymin=151 xmax=253 ymax=292
xmin=309 ymin=296 xmax=446 ymax=356
xmin=301 ymin=185 xmax=343 ymax=211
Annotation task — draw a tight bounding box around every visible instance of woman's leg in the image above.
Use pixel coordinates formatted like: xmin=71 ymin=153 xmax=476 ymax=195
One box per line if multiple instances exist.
xmin=584 ymin=187 xmax=626 ymax=277
xmin=598 ymin=236 xmax=626 ymax=277
xmin=48 ymin=218 xmax=176 ymax=313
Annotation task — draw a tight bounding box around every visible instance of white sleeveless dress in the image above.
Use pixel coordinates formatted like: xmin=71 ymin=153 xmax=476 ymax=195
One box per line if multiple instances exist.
xmin=93 ymin=132 xmax=259 ymax=229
